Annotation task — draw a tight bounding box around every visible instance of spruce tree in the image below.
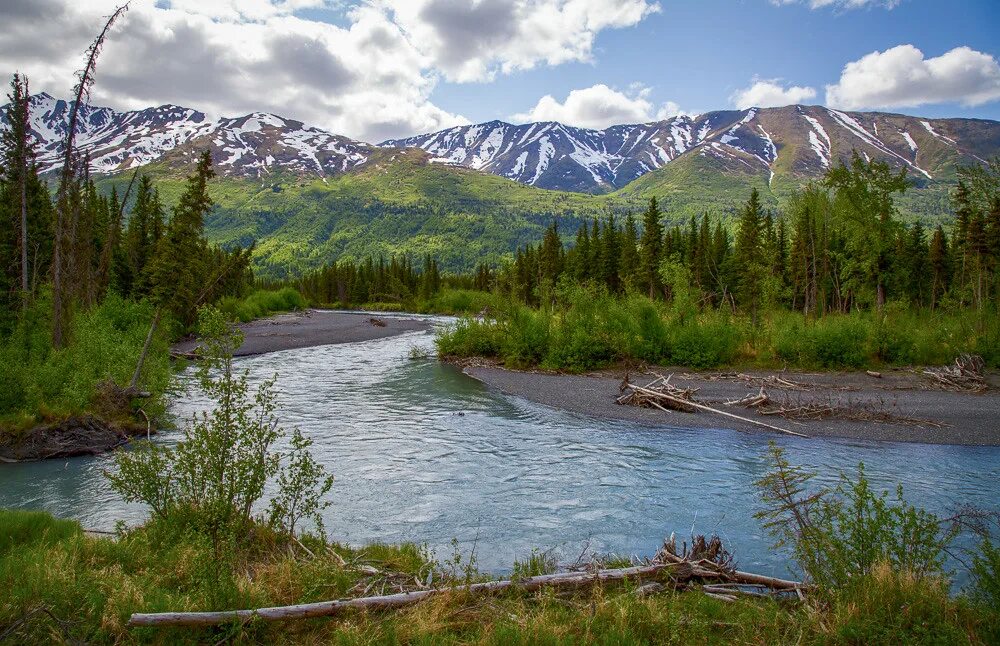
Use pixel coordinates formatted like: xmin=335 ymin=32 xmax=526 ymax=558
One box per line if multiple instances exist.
xmin=619 ymin=213 xmax=639 ymax=292
xmin=639 ymin=197 xmax=664 ymax=298
xmin=734 ymin=188 xmax=767 ymax=323
xmin=928 ymin=225 xmax=950 ymax=309
xmin=148 ymin=150 xmax=214 ymax=328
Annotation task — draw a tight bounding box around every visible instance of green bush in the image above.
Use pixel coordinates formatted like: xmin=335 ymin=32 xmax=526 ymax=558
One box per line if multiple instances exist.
xmin=756 ymin=444 xmax=953 ymax=592
xmin=0 ymin=294 xmax=169 ymax=427
xmin=669 ymin=319 xmax=740 ymax=369
xmin=218 ymin=287 xmax=306 ymax=323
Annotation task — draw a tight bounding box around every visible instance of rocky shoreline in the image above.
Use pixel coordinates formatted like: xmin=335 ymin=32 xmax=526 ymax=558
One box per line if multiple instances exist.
xmin=461 ymin=363 xmax=1000 ymax=446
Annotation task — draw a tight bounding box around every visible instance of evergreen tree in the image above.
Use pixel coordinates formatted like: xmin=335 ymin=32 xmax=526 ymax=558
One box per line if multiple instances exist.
xmin=148 ymin=151 xmax=214 ymax=328
xmin=734 ymin=188 xmax=767 ymax=323
xmin=639 ymin=197 xmax=664 ymax=298
xmin=619 ymin=213 xmax=640 ymax=292
xmin=928 ymin=225 xmax=950 ymax=309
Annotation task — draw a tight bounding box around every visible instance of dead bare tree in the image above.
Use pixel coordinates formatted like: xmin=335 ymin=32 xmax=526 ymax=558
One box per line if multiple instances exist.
xmin=52 ymin=2 xmax=130 ymax=347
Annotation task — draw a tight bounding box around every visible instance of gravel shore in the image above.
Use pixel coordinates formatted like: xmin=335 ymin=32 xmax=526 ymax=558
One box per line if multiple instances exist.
xmin=464 ymin=365 xmax=1000 ymax=446
xmin=173 ymin=310 xmax=430 ymax=357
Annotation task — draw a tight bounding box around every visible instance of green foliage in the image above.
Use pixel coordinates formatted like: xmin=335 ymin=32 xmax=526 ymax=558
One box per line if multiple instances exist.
xmin=106 ymin=306 xmax=335 ymax=562
xmin=755 ymin=444 xmax=954 ymax=591
xmin=268 ymin=429 xmax=335 ymax=538
xmin=511 ymin=549 xmax=558 ymax=580
xmin=218 ymin=287 xmax=307 ymax=322
xmin=970 ymin=538 xmax=1000 ymax=610
xmin=668 ymin=318 xmax=739 ymax=369
xmin=0 ymin=293 xmax=169 ymax=428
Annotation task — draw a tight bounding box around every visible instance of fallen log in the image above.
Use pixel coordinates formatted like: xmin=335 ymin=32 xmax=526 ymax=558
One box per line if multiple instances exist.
xmin=128 ymin=563 xmax=676 ymax=627
xmin=619 ymin=377 xmax=808 ymax=439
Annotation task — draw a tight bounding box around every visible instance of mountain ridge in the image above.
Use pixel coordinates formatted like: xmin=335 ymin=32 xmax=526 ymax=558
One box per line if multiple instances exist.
xmin=6 ymin=93 xmax=998 ymax=198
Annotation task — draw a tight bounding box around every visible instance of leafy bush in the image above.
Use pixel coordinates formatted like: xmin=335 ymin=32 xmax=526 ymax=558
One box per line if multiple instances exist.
xmin=218 ymin=287 xmax=306 ymax=323
xmin=106 ymin=306 xmax=335 ymax=564
xmin=668 ymin=320 xmax=740 ymax=369
xmin=755 ymin=443 xmax=953 ymax=591
xmin=970 ymin=538 xmax=1000 ymax=610
xmin=0 ymin=293 xmax=169 ymax=428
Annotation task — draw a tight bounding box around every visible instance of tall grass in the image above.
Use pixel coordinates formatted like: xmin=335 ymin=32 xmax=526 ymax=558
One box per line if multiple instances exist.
xmin=437 ymin=288 xmax=1000 ymax=373
xmin=0 ymin=294 xmax=170 ymax=429
xmin=0 ymin=509 xmax=993 ymax=644
xmin=217 ymin=287 xmax=307 ymax=323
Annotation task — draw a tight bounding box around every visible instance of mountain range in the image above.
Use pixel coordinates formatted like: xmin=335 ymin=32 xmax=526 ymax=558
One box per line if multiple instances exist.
xmin=5 ymin=93 xmax=999 ymax=276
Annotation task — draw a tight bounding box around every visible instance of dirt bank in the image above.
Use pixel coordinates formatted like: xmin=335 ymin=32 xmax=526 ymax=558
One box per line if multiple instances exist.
xmin=463 ymin=364 xmax=1000 ymax=446
xmin=0 ymin=416 xmax=149 ymax=463
xmin=173 ymin=310 xmax=431 ymax=357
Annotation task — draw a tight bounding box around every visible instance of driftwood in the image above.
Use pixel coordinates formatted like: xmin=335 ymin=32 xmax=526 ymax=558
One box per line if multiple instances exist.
xmin=735 ymin=389 xmax=948 ymax=428
xmin=129 ymin=534 xmax=807 ymax=628
xmin=129 ymin=563 xmax=677 ymax=627
xmin=921 ymin=354 xmax=988 ymax=392
xmin=618 ymin=375 xmax=808 ymax=438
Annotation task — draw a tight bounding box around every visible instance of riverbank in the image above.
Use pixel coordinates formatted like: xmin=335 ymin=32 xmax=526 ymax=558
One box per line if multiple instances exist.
xmin=2 ymin=509 xmax=994 ymax=644
xmin=172 ymin=310 xmax=431 ymax=357
xmin=462 ymin=363 xmax=1000 ymax=446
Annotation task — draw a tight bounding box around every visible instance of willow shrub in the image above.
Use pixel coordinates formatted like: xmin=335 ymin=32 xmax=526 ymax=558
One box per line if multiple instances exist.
xmin=218 ymin=287 xmax=306 ymax=323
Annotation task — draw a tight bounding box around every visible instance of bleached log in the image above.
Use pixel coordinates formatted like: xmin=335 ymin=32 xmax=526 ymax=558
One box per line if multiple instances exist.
xmin=128 ymin=563 xmax=676 ymax=627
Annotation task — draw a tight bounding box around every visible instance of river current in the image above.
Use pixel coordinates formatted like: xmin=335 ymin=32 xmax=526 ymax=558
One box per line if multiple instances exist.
xmin=3 ymin=312 xmax=998 ymax=582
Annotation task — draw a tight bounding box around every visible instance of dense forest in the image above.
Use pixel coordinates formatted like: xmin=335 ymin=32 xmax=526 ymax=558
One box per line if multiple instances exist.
xmin=290 ymin=152 xmax=1000 ymax=321
xmin=0 ymin=67 xmax=253 ymax=430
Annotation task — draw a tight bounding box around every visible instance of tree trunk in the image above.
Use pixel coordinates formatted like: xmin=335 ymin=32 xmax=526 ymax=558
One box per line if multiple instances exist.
xmin=130 ymin=307 xmax=161 ymax=391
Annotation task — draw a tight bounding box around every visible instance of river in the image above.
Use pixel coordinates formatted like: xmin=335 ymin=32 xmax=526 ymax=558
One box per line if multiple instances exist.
xmin=2 ymin=312 xmax=998 ymax=583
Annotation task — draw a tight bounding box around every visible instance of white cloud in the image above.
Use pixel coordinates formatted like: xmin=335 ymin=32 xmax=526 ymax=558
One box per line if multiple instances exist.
xmin=512 ymin=83 xmax=680 ymax=128
xmin=0 ymin=0 xmax=662 ymax=140
xmin=0 ymin=0 xmax=467 ymax=142
xmin=826 ymin=45 xmax=1000 ymax=110
xmin=380 ymin=0 xmax=661 ymax=82
xmin=770 ymin=0 xmax=900 ymax=9
xmin=731 ymin=79 xmax=817 ymax=109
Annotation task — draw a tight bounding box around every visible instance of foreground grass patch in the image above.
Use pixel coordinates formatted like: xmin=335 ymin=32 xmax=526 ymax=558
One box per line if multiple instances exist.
xmin=1 ymin=510 xmax=994 ymax=645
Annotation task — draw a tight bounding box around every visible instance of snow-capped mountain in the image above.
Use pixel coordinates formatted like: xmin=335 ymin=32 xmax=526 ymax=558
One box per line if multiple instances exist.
xmin=383 ymin=106 xmax=1000 ymax=193
xmin=4 ymin=93 xmax=997 ymax=193
xmin=3 ymin=93 xmax=372 ymax=178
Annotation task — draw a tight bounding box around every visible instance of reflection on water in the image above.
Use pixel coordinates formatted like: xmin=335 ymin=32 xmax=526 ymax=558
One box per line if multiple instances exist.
xmin=2 ymin=312 xmax=999 ymax=581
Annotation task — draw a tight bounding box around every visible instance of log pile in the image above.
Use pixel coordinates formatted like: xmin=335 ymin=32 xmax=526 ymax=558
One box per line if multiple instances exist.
xmin=921 ymin=354 xmax=988 ymax=393
xmin=617 ymin=374 xmax=808 ymax=438
xmin=128 ymin=535 xmax=807 ymax=628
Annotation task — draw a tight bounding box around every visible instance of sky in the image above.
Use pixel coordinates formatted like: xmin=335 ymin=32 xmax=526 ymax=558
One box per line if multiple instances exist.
xmin=1 ymin=0 xmax=999 ymax=143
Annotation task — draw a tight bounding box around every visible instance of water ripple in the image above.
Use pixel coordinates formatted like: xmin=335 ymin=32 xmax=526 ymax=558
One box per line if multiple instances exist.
xmin=1 ymin=319 xmax=998 ymax=580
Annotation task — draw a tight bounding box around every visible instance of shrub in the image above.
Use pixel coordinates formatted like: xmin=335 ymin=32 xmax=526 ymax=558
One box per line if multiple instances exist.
xmin=106 ymin=306 xmax=334 ymax=564
xmin=668 ymin=320 xmax=740 ymax=369
xmin=755 ymin=443 xmax=952 ymax=591
xmin=218 ymin=287 xmax=306 ymax=323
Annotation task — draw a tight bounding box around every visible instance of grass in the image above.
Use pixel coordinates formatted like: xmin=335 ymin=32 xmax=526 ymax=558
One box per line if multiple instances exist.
xmin=217 ymin=287 xmax=308 ymax=323
xmin=0 ymin=509 xmax=994 ymax=645
xmin=436 ymin=290 xmax=1000 ymax=373
xmin=0 ymin=294 xmax=171 ymax=431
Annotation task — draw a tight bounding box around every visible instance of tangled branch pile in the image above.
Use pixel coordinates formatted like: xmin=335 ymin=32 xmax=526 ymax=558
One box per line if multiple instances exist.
xmin=617 ymin=374 xmax=808 ymax=438
xmin=726 ymin=389 xmax=947 ymax=428
xmin=921 ymin=354 xmax=988 ymax=392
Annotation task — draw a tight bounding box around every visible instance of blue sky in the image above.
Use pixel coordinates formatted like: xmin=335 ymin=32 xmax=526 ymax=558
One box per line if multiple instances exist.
xmin=428 ymin=0 xmax=1000 ymax=124
xmin=2 ymin=0 xmax=999 ymax=141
